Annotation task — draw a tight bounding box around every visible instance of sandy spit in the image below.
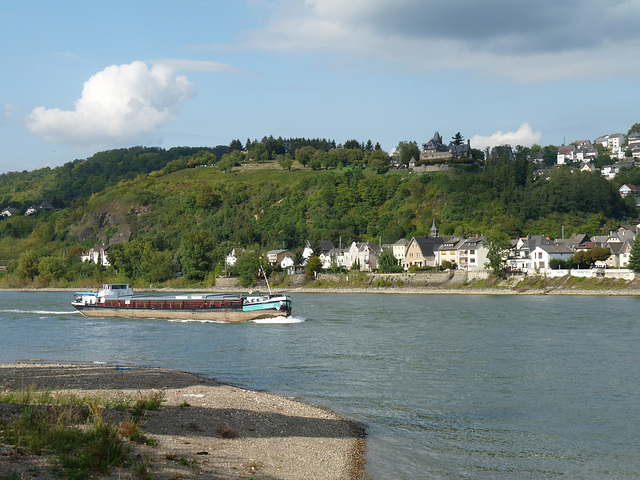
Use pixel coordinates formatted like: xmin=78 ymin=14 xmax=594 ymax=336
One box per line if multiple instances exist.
xmin=0 ymin=363 xmax=367 ymax=480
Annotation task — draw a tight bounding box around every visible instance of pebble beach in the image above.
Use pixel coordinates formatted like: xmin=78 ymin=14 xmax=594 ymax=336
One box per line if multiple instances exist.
xmin=0 ymin=363 xmax=366 ymax=479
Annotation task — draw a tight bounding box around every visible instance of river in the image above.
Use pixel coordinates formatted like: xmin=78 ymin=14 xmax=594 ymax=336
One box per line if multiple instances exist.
xmin=1 ymin=291 xmax=639 ymax=478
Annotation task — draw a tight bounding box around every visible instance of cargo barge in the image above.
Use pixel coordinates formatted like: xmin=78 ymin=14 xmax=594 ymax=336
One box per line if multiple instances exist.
xmin=72 ymin=284 xmax=292 ymax=322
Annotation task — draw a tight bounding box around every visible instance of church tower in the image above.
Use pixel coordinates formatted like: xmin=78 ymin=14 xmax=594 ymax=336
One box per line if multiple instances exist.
xmin=430 ymin=218 xmax=439 ymax=237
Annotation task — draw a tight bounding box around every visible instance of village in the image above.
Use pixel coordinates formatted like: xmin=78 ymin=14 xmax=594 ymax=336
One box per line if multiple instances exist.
xmin=79 ymin=216 xmax=638 ymax=283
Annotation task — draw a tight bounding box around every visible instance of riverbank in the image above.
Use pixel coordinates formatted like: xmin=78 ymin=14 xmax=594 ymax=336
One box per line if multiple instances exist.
xmin=3 ymin=284 xmax=640 ymax=296
xmin=0 ymin=363 xmax=366 ymax=480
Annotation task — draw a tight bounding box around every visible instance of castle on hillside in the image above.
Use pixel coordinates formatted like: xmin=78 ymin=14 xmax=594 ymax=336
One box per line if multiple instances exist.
xmin=420 ymin=132 xmax=471 ymax=162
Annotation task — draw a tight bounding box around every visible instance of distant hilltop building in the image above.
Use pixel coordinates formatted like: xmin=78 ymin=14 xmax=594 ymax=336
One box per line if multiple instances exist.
xmin=420 ymin=131 xmax=471 ymax=163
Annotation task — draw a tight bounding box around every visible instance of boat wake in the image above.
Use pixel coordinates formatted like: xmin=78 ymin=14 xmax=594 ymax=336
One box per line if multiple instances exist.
xmin=1 ymin=309 xmax=77 ymax=315
xmin=165 ymin=316 xmax=305 ymax=324
xmin=167 ymin=319 xmax=230 ymax=324
xmin=252 ymin=316 xmax=305 ymax=324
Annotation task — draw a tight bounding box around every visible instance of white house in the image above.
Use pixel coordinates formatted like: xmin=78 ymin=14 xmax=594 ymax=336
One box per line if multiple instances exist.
xmin=344 ymin=242 xmax=381 ymax=271
xmin=619 ymin=184 xmax=640 ymax=198
xmin=225 ymin=248 xmax=243 ymax=268
xmin=302 ymin=240 xmax=334 ymax=262
xmin=457 ymin=236 xmax=489 ymax=271
xmin=81 ymin=245 xmax=111 ymax=266
xmin=556 ymin=145 xmax=574 ymax=165
xmin=325 ymin=248 xmax=347 ymax=269
xmin=530 ymin=244 xmax=574 ymax=271
xmin=266 ymin=249 xmax=295 ymax=269
xmin=608 ymin=133 xmax=626 ymax=154
xmin=0 ymin=207 xmax=17 ymax=217
xmin=595 ymin=133 xmax=626 ymax=157
xmin=24 ymin=205 xmax=37 ymax=216
xmin=281 ymin=255 xmax=295 ymax=270
xmin=601 ymin=164 xmax=620 ymax=180
xmin=508 ymin=235 xmax=562 ymax=272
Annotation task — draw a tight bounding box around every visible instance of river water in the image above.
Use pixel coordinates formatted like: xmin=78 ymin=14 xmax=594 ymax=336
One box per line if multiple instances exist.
xmin=1 ymin=291 xmax=639 ymax=479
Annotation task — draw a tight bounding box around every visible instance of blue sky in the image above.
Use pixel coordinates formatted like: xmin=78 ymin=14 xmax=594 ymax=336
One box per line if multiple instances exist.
xmin=2 ymin=0 xmax=640 ymax=174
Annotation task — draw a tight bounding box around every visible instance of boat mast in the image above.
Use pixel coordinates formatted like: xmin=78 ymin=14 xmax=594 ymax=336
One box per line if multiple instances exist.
xmin=261 ymin=266 xmax=273 ymax=296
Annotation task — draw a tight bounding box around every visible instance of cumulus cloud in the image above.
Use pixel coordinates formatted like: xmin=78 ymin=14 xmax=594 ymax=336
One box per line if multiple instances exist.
xmin=470 ymin=123 xmax=543 ymax=150
xmin=234 ymin=0 xmax=640 ymax=81
xmin=27 ymin=61 xmax=194 ymax=146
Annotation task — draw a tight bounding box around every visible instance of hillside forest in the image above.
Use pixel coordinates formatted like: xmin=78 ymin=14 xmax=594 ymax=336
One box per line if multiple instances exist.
xmin=0 ymin=134 xmax=639 ymax=287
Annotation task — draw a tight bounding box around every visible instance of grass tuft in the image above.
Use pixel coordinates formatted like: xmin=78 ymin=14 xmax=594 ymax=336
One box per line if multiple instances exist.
xmin=0 ymin=387 xmax=165 ymax=478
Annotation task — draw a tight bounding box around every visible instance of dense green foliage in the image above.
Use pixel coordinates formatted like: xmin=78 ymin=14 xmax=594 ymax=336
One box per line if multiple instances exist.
xmin=0 ymin=143 xmax=636 ymax=286
xmin=0 ymin=146 xmax=225 ymax=210
xmin=628 ymin=234 xmax=640 ymax=272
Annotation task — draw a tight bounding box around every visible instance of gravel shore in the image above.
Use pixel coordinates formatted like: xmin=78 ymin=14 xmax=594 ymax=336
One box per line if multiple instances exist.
xmin=0 ymin=363 xmax=366 ymax=480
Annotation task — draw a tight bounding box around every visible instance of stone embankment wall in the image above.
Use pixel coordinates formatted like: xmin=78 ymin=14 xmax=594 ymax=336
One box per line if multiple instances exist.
xmin=215 ymin=276 xmax=240 ymax=287
xmin=216 ymin=271 xmax=490 ymax=289
xmin=318 ymin=270 xmax=490 ymax=286
xmin=545 ymin=269 xmax=635 ymax=280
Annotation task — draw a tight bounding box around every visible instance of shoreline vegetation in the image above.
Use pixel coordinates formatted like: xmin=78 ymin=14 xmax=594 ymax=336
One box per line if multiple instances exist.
xmin=0 ymin=363 xmax=366 ymax=480
xmin=3 ymin=273 xmax=640 ymax=296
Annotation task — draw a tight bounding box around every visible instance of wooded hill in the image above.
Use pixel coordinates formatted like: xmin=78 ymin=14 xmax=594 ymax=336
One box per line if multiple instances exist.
xmin=0 ymin=143 xmax=637 ymax=287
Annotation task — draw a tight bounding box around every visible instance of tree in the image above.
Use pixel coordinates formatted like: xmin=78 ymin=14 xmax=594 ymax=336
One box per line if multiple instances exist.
xmin=17 ymin=250 xmax=39 ymax=280
xmin=394 ymin=141 xmax=420 ymax=166
xmin=196 ymin=185 xmax=221 ymax=209
xmin=235 ymin=249 xmax=263 ymax=287
xmin=367 ymin=149 xmax=390 ymax=174
xmin=628 ymin=234 xmax=640 ymax=272
xmin=218 ymin=152 xmax=238 ymax=173
xmin=627 ymin=123 xmax=640 ymax=136
xmin=378 ymin=249 xmax=401 ymax=273
xmin=343 ymin=139 xmax=362 ymax=150
xmin=140 ymin=242 xmax=176 ymax=283
xmin=365 ymin=140 xmax=373 ymax=152
xmin=248 ymin=143 xmax=269 ymax=163
xmin=309 ymin=153 xmax=323 ymax=171
xmin=279 ymin=153 xmax=294 ymax=171
xmin=572 ymin=246 xmax=610 ymax=268
xmin=484 ymin=233 xmax=511 ymax=277
xmin=38 ymin=256 xmax=64 ymax=281
xmin=295 ymin=146 xmax=315 ymax=167
xmin=542 ymin=145 xmax=558 ymax=167
xmin=305 ymin=255 xmax=322 ymax=280
xmin=229 ymin=139 xmax=243 ymax=152
xmin=180 ymin=230 xmax=213 ymax=280
xmin=451 ymin=132 xmax=464 ymax=145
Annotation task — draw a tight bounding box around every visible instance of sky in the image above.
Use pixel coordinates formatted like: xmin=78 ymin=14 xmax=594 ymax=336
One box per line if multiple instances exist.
xmin=2 ymin=0 xmax=640 ymax=174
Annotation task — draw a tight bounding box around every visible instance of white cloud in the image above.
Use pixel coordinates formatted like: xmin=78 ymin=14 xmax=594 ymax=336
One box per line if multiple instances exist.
xmin=149 ymin=58 xmax=245 ymax=74
xmin=235 ymin=0 xmax=640 ymax=82
xmin=4 ymin=104 xmax=19 ymax=118
xmin=27 ymin=61 xmax=194 ymax=146
xmin=470 ymin=123 xmax=542 ymax=150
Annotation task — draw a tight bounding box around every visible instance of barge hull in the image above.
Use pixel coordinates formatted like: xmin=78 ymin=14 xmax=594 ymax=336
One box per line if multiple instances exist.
xmin=73 ymin=306 xmax=288 ymax=322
